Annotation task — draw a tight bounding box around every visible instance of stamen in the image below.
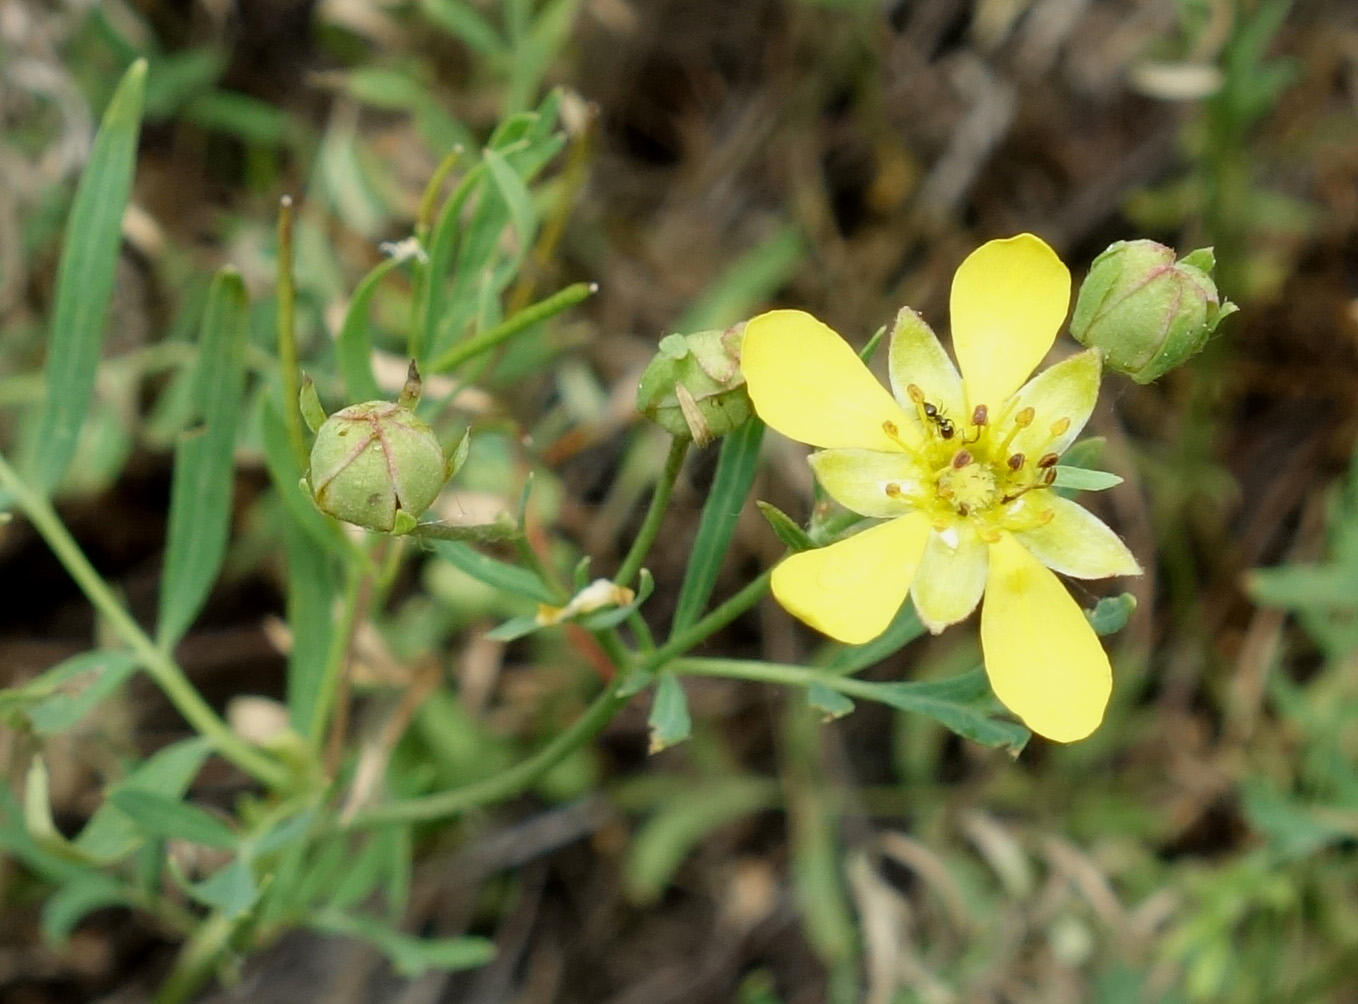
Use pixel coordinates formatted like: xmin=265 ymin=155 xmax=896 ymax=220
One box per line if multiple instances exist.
xmin=997 ymin=406 xmax=1035 ymax=453
xmin=951 ymin=450 xmax=973 ymax=469
xmin=1037 ymin=452 xmax=1059 ymax=469
xmin=1007 ymin=452 xmax=1025 ymax=471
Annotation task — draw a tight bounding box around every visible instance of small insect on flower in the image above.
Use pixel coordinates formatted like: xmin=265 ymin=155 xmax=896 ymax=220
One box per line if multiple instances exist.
xmin=740 ymin=234 xmax=1140 ymax=743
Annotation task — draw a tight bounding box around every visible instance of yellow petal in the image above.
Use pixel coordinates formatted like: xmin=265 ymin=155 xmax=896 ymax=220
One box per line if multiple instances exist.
xmin=1012 ymin=494 xmax=1140 ymax=579
xmin=809 ymin=449 xmax=926 ymax=518
xmin=951 ymin=234 xmax=1071 ymax=410
xmin=743 ymin=309 xmax=916 ymax=451
xmin=771 ymin=513 xmax=932 ymax=644
xmin=980 ymin=533 xmax=1111 ymax=742
xmin=911 ymin=523 xmax=988 ymax=633
xmin=999 ymin=349 xmax=1101 ymax=461
xmin=888 ymin=307 xmax=964 ymax=433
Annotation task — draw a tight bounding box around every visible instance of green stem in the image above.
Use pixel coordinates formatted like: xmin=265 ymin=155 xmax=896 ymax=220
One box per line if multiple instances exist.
xmin=150 ymin=911 xmax=236 ymax=1004
xmin=0 ymin=454 xmax=290 ymax=790
xmin=648 ymin=570 xmax=771 ymax=667
xmin=275 ymin=196 xmax=306 ymax=470
xmin=344 ymin=682 xmax=627 ymax=828
xmin=428 ymin=281 xmax=598 ymax=375
xmin=615 ymin=436 xmax=688 ymax=589
xmin=667 ymin=655 xmax=917 ymax=708
xmin=309 ymin=560 xmax=366 ymax=756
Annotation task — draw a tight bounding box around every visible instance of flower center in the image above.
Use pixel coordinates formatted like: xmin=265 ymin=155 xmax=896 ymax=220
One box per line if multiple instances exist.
xmin=892 ymin=383 xmax=1068 ymax=532
xmin=935 ymin=451 xmax=997 ymax=514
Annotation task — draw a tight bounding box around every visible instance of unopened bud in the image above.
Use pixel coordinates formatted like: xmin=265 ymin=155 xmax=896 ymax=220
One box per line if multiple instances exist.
xmin=1070 ymin=241 xmax=1237 ymax=383
xmin=304 ymin=365 xmax=458 ymax=534
xmin=636 ymin=325 xmax=751 ymax=446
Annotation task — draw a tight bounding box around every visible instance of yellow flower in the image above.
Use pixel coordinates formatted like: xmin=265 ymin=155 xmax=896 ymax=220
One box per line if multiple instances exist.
xmin=742 ymin=234 xmax=1139 ymax=742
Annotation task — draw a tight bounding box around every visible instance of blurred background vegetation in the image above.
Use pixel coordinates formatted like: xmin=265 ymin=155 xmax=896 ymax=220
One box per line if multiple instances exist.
xmin=2 ymin=0 xmax=1357 ymax=1001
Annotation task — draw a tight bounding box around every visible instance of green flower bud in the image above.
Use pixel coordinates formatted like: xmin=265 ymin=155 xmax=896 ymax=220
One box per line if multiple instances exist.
xmin=636 ymin=324 xmax=751 ymax=446
xmin=304 ymin=364 xmax=454 ymax=534
xmin=1070 ymin=241 xmax=1238 ymax=384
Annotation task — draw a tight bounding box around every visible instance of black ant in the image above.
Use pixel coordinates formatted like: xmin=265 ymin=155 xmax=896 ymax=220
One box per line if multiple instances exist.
xmin=922 ymin=401 xmax=955 ymax=439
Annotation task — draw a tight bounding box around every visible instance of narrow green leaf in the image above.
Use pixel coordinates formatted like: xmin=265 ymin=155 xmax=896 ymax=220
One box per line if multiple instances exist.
xmin=624 ymin=778 xmax=775 ymax=903
xmin=429 ymin=539 xmax=556 ymax=603
xmin=181 ymin=90 xmax=292 ymax=146
xmin=32 ymin=59 xmax=147 ymax=496
xmin=483 ymin=615 xmax=540 ymax=642
xmin=1051 ymin=466 xmax=1123 ymax=492
xmin=755 ymin=500 xmax=814 ymax=553
xmin=74 ymin=738 xmax=212 ymax=862
xmin=676 ymin=226 xmax=805 ymax=332
xmin=328 ymin=828 xmax=401 ymax=911
xmin=807 ymin=681 xmax=854 ymax=721
xmin=672 ymin=420 xmax=764 ymax=633
xmin=419 ymin=0 xmax=509 ymax=60
xmin=310 ymin=910 xmax=496 ymax=978
xmin=42 ymin=877 xmax=128 ymax=945
xmin=188 ymin=857 xmax=258 ymax=916
xmin=156 ymin=268 xmax=249 ymax=648
xmin=647 ymin=673 xmax=692 ymax=753
xmin=283 ymin=519 xmax=338 ymax=740
xmin=482 ymin=147 xmax=537 ymax=270
xmin=247 ymin=807 xmax=316 ymax=859
xmin=847 ymin=669 xmax=1029 ymax=752
xmin=336 ymin=256 xmax=400 ymax=401
xmin=0 ymin=650 xmax=139 ymax=734
xmin=108 ymin=789 xmax=238 ymax=849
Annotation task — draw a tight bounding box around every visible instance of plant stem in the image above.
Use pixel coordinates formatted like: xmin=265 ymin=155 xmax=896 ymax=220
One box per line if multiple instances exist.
xmin=428 ymin=281 xmax=598 ymax=375
xmin=344 ymin=571 xmax=772 ymax=828
xmin=647 ymin=570 xmax=771 ymax=667
xmin=310 ymin=560 xmax=367 ymax=759
xmin=150 ymin=911 xmax=236 ymax=1004
xmin=0 ymin=453 xmax=289 ymax=790
xmin=615 ymin=436 xmax=687 ymax=589
xmin=667 ymin=655 xmax=907 ymax=706
xmin=274 ymin=196 xmax=306 ymax=470
xmin=344 ymin=682 xmax=627 ymax=827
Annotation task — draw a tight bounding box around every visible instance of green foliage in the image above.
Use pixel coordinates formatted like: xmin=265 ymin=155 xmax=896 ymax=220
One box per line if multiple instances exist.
xmin=27 ymin=59 xmax=145 ymax=499
xmin=0 ymin=7 xmax=1165 ymax=1003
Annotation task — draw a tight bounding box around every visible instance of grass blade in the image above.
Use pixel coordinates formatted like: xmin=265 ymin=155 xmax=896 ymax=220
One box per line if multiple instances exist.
xmin=670 ymin=419 xmax=764 ymax=634
xmin=31 ymin=59 xmax=147 ymax=496
xmin=284 ymin=519 xmax=338 ymax=741
xmin=156 ymin=268 xmax=249 ymax=649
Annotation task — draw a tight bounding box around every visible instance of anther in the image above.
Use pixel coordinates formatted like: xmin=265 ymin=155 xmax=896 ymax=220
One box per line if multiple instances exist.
xmin=951 ymin=450 xmax=973 ymax=469
xmin=1037 ymin=452 xmax=1059 ymax=469
xmin=884 ymin=482 xmax=902 ymax=498
xmin=1043 ymin=468 xmax=1057 ymax=485
xmin=1050 ymin=417 xmax=1071 ymax=438
xmin=1007 ymin=452 xmax=1025 ymax=471
xmin=971 ymin=404 xmax=988 ymax=426
xmin=906 ymin=384 xmax=925 ymax=404
xmin=1014 ymin=407 xmax=1035 ymax=428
